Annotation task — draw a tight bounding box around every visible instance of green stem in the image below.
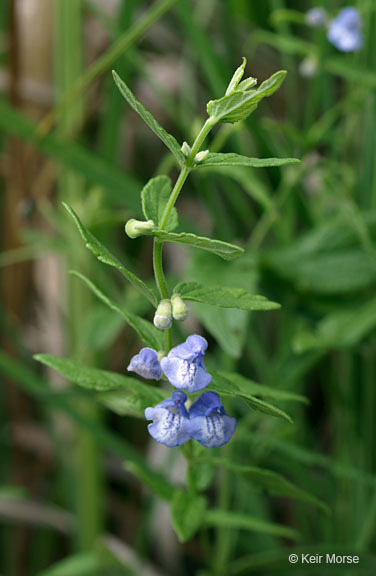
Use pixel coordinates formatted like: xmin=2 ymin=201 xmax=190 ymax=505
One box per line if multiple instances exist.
xmin=160 ymin=117 xmax=216 ymax=229
xmin=159 ymin=166 xmax=190 ymax=230
xmin=153 ymin=240 xmax=172 ymax=351
xmin=152 ymin=116 xmax=217 ymax=351
xmin=153 ymin=241 xmax=169 ymax=299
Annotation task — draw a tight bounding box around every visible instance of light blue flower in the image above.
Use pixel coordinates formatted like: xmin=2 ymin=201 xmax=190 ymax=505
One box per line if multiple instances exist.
xmin=327 ymin=7 xmax=363 ymax=52
xmin=145 ymin=390 xmax=190 ymax=447
xmin=160 ymin=334 xmax=212 ymax=393
xmin=184 ymin=392 xmax=236 ymax=448
xmin=127 ymin=347 xmax=162 ymax=380
xmin=305 ymin=7 xmax=327 ymax=28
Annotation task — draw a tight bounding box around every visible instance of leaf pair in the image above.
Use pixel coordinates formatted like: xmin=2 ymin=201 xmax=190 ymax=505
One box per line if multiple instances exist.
xmin=140 ymin=176 xmax=243 ymax=259
xmin=113 ymin=68 xmax=298 ymax=173
xmin=35 ymin=353 xmax=301 ymax=424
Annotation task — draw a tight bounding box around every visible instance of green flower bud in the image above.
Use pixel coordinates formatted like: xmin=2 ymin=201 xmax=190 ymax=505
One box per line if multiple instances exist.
xmin=194 ymin=150 xmax=209 ymax=163
xmin=171 ymin=293 xmax=189 ymax=322
xmin=153 ymin=299 xmax=172 ymax=331
xmin=125 ymin=219 xmax=155 ymax=239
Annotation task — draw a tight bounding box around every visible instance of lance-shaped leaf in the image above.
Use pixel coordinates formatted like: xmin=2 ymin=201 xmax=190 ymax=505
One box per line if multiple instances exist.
xmin=208 ymin=371 xmax=295 ymax=423
xmin=173 ymin=281 xmax=280 ymax=311
xmin=195 ymin=152 xmax=300 ymax=169
xmin=151 ymin=230 xmax=244 ymax=260
xmin=207 ymin=70 xmax=287 ymax=124
xmin=215 ymin=371 xmax=307 ymax=405
xmin=34 ymin=354 xmax=168 ymax=419
xmin=112 ymin=70 xmax=185 ymax=166
xmin=198 ymin=458 xmax=328 ymax=514
xmin=204 ymin=510 xmax=299 ymax=540
xmin=63 ymin=203 xmax=157 ymax=307
xmin=71 ymin=271 xmax=164 ymax=350
xmin=141 ymin=175 xmax=178 ymax=232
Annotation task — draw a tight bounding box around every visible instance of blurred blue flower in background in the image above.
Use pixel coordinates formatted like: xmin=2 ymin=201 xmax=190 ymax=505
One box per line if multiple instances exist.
xmin=127 ymin=347 xmax=162 ymax=380
xmin=145 ymin=390 xmax=190 ymax=447
xmin=161 ymin=334 xmax=212 ymax=393
xmin=305 ymin=7 xmax=327 ymax=27
xmin=184 ymin=392 xmax=236 ymax=448
xmin=327 ymin=7 xmax=363 ymax=52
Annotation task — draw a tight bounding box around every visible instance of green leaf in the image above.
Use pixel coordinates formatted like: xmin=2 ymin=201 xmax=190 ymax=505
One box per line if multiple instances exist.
xmin=195 ymin=152 xmax=300 ymax=169
xmin=170 ymin=490 xmax=207 ymax=542
xmin=188 ymin=461 xmax=215 ymax=493
xmin=207 ymin=70 xmax=287 ymax=124
xmin=34 ymin=354 xmax=167 ymax=418
xmin=141 ymin=175 xmax=178 ymax=232
xmin=71 ymin=271 xmax=164 ymax=350
xmin=173 ymin=281 xmax=280 ymax=311
xmin=151 ymin=230 xmax=244 ymax=260
xmin=200 ymin=459 xmax=328 ymax=513
xmin=37 ymin=553 xmax=106 ymax=576
xmin=37 ymin=553 xmax=101 ymax=576
xmin=124 ymin=461 xmax=174 ymax=501
xmin=112 ymin=70 xmax=185 ymax=166
xmin=215 ymin=370 xmax=307 ymax=404
xmin=209 ymin=371 xmax=294 ymax=423
xmin=63 ymin=202 xmax=157 ymax=306
xmin=204 ymin=510 xmax=299 ymax=540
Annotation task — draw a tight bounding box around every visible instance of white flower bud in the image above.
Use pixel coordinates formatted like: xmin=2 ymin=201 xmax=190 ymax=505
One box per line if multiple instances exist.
xmin=194 ymin=150 xmax=209 ymax=163
xmin=171 ymin=293 xmax=189 ymax=321
xmin=153 ymin=299 xmax=172 ymax=331
xmin=125 ymin=219 xmax=155 ymax=239
xmin=181 ymin=141 xmax=191 ymax=157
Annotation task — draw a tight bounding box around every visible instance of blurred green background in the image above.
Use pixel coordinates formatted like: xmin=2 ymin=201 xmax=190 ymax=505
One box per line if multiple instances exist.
xmin=1 ymin=0 xmax=376 ymax=574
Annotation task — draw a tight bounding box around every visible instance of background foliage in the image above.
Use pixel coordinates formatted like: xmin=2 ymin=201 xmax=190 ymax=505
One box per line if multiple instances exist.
xmin=1 ymin=1 xmax=376 ymax=574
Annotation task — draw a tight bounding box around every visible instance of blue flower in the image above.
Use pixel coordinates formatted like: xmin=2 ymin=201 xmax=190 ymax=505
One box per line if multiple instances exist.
xmin=327 ymin=7 xmax=363 ymax=52
xmin=160 ymin=334 xmax=212 ymax=393
xmin=184 ymin=392 xmax=236 ymax=448
xmin=127 ymin=347 xmax=162 ymax=380
xmin=145 ymin=390 xmax=190 ymax=447
xmin=305 ymin=7 xmax=327 ymax=28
